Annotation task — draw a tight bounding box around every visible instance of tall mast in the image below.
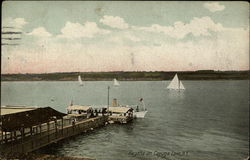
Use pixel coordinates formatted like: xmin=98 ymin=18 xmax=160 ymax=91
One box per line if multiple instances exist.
xmin=178 ymin=78 xmax=180 ymax=90
xmin=107 ymin=86 xmax=110 ymax=112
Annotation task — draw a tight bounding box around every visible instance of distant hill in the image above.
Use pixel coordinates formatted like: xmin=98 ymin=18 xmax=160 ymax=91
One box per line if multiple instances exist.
xmin=1 ymin=70 xmax=249 ymax=81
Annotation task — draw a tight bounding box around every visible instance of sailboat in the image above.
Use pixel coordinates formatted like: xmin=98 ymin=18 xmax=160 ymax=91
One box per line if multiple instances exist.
xmin=167 ymin=73 xmax=185 ymax=90
xmin=78 ymin=75 xmax=83 ymax=86
xmin=133 ymin=98 xmax=148 ymax=118
xmin=113 ymin=78 xmax=120 ymax=86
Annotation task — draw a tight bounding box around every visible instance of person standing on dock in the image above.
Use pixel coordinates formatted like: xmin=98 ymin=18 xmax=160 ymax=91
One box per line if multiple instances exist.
xmin=136 ymin=105 xmax=139 ymax=112
xmin=95 ymin=109 xmax=98 ymax=117
xmin=72 ymin=118 xmax=76 ymax=126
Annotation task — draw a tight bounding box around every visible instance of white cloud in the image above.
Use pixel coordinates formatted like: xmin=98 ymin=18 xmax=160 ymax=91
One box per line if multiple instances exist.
xmin=3 ymin=17 xmax=27 ymax=28
xmin=132 ymin=16 xmax=223 ymax=39
xmin=204 ymin=2 xmax=225 ymax=12
xmin=3 ymin=26 xmax=248 ymax=73
xmin=106 ymin=31 xmax=141 ymax=45
xmin=58 ymin=21 xmax=110 ymax=38
xmin=27 ymin=27 xmax=52 ymax=37
xmin=107 ymin=36 xmax=123 ymax=44
xmin=100 ymin=15 xmax=129 ymax=29
xmin=124 ymin=33 xmax=141 ymax=42
xmin=2 ymin=17 xmax=249 ymax=73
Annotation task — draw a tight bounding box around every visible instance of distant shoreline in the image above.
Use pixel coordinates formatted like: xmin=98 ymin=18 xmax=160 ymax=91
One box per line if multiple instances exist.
xmin=1 ymin=70 xmax=249 ymax=81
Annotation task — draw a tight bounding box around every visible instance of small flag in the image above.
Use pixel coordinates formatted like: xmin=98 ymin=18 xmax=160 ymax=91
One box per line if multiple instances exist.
xmin=139 ymin=98 xmax=143 ymax=102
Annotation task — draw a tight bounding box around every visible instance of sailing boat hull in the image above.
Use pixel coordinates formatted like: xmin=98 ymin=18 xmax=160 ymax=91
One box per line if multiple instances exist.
xmin=133 ymin=110 xmax=148 ymax=118
xmin=167 ymin=88 xmax=185 ymax=90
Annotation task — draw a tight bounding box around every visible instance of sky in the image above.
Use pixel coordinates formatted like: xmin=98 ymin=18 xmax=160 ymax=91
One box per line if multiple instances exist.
xmin=1 ymin=1 xmax=249 ymax=73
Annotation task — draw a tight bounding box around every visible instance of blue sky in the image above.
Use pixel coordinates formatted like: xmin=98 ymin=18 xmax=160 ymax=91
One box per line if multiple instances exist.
xmin=1 ymin=1 xmax=249 ymax=73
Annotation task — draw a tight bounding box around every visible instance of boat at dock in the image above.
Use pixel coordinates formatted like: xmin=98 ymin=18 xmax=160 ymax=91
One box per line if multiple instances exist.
xmin=110 ymin=98 xmax=147 ymax=119
xmin=167 ymin=73 xmax=185 ymax=90
xmin=133 ymin=98 xmax=147 ymax=118
xmin=108 ymin=107 xmax=133 ymax=124
xmin=66 ymin=103 xmax=133 ymax=124
xmin=133 ymin=110 xmax=148 ymax=118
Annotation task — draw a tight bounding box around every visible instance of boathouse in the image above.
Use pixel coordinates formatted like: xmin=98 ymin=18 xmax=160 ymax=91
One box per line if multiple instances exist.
xmin=0 ymin=105 xmax=108 ymax=156
xmin=0 ymin=106 xmax=66 ymax=144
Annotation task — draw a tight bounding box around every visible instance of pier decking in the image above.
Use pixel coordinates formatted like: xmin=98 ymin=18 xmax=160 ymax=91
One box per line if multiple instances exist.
xmin=0 ymin=115 xmax=108 ymax=155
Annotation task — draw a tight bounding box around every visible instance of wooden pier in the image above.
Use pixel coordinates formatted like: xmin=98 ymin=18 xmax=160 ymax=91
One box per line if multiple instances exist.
xmin=0 ymin=105 xmax=134 ymax=159
xmin=0 ymin=116 xmax=108 ymax=155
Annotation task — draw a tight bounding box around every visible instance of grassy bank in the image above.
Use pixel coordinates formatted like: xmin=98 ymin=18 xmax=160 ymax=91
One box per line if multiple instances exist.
xmin=1 ymin=70 xmax=249 ymax=81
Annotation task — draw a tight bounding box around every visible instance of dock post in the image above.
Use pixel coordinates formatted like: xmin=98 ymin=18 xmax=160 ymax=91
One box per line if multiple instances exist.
xmin=0 ymin=130 xmax=3 ymax=144
xmin=10 ymin=131 xmax=13 ymax=153
xmin=30 ymin=127 xmax=34 ymax=150
xmin=55 ymin=120 xmax=57 ymax=138
xmin=61 ymin=118 xmax=64 ymax=136
xmin=5 ymin=131 xmax=7 ymax=143
xmin=14 ymin=130 xmax=16 ymax=140
xmin=39 ymin=124 xmax=42 ymax=146
xmin=47 ymin=122 xmax=50 ymax=143
xmin=21 ymin=128 xmax=24 ymax=153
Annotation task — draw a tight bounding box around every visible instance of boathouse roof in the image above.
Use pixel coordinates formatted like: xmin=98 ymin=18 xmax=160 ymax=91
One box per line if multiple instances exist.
xmin=109 ymin=107 xmax=133 ymax=113
xmin=67 ymin=105 xmax=93 ymax=111
xmin=1 ymin=106 xmax=66 ymax=132
xmin=1 ymin=105 xmax=37 ymax=115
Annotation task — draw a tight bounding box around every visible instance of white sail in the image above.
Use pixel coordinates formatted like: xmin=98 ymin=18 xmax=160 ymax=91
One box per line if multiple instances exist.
xmin=179 ymin=81 xmax=185 ymax=89
xmin=141 ymin=100 xmax=146 ymax=110
xmin=78 ymin=75 xmax=83 ymax=86
xmin=167 ymin=74 xmax=185 ymax=90
xmin=113 ymin=78 xmax=120 ymax=86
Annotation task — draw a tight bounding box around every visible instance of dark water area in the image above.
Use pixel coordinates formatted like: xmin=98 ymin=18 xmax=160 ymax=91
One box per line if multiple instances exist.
xmin=1 ymin=80 xmax=249 ymax=160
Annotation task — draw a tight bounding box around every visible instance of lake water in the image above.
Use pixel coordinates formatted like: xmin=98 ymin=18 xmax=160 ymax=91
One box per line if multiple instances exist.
xmin=1 ymin=80 xmax=249 ymax=160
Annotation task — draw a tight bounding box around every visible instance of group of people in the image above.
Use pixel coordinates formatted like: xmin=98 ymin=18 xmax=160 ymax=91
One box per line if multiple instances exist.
xmin=92 ymin=108 xmax=108 ymax=116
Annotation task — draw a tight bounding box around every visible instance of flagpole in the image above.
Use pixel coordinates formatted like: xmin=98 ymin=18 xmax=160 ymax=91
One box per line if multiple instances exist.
xmin=107 ymin=86 xmax=110 ymax=113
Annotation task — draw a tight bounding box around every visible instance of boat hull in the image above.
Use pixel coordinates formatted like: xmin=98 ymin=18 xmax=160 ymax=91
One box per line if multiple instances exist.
xmin=133 ymin=110 xmax=148 ymax=118
xmin=166 ymin=88 xmax=185 ymax=90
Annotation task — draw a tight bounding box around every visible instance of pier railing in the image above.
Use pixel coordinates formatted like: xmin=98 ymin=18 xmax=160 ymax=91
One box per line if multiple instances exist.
xmin=0 ymin=116 xmax=108 ymax=155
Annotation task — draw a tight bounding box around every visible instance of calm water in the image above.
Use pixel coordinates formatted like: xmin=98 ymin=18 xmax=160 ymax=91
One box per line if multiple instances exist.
xmin=1 ymin=80 xmax=249 ymax=160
